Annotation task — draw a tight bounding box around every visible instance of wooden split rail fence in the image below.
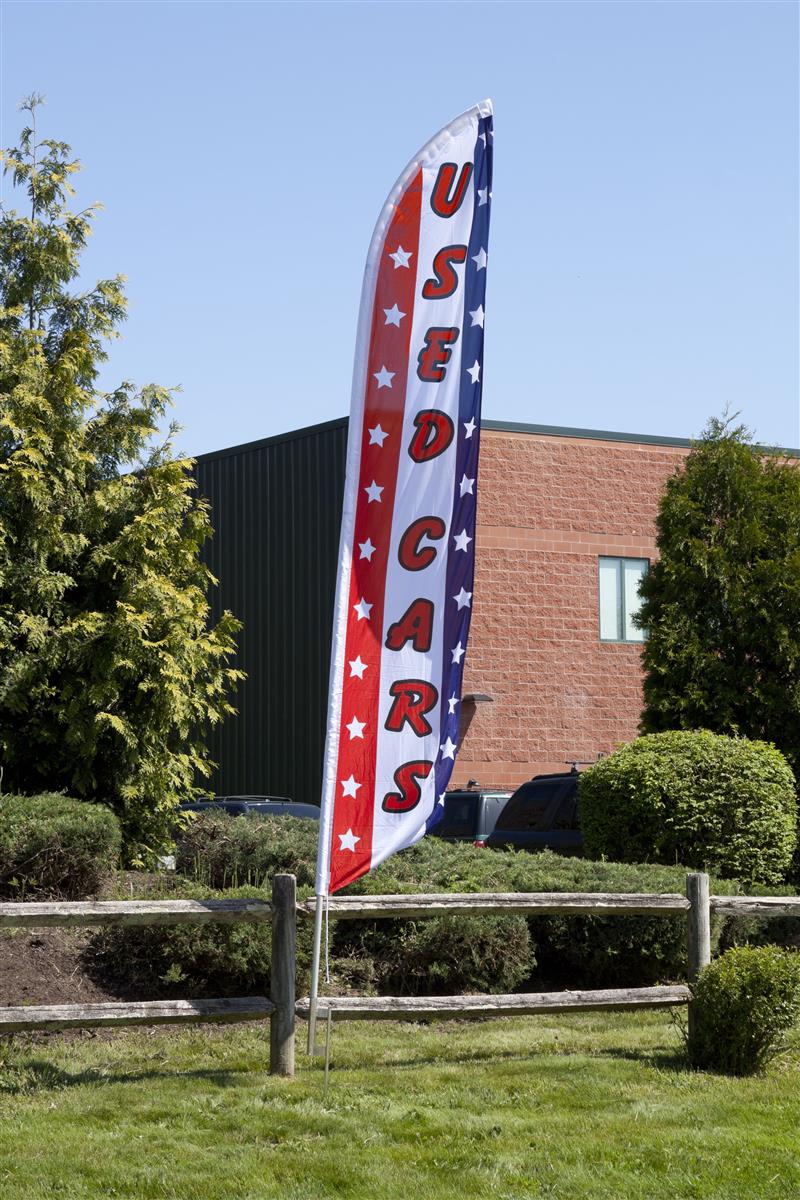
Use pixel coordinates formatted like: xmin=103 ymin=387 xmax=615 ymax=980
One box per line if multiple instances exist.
xmin=1 ymin=872 xmax=798 ymax=1077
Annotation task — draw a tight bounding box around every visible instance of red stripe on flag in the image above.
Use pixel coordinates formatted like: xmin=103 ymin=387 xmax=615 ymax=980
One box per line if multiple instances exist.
xmin=328 ymin=170 xmax=423 ymax=892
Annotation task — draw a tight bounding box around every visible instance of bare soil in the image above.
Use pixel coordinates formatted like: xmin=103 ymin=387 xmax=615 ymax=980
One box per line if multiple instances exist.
xmin=0 ymin=928 xmax=118 ymax=1007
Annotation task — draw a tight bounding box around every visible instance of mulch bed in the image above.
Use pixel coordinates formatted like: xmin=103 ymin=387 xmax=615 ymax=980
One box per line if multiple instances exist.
xmin=0 ymin=928 xmax=118 ymax=1008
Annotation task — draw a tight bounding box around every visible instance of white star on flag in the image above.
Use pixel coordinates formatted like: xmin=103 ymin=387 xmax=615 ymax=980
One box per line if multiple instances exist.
xmin=478 ymin=187 xmax=488 ymax=206
xmin=364 ymin=480 xmax=384 ymax=503
xmin=469 ymin=305 xmax=485 ymax=328
xmin=389 ymin=246 xmax=413 ymax=269
xmin=353 ymin=597 xmax=372 ymax=621
xmin=346 ymin=716 xmax=366 ymax=740
xmin=453 ymin=529 xmax=472 ymax=553
xmin=373 ymin=366 xmax=395 ymax=389
xmin=440 ymin=736 xmax=457 ymax=760
xmin=451 ymin=642 xmax=465 ymax=664
xmin=472 ymin=247 xmax=487 ymax=271
xmin=454 ymin=588 xmax=472 ymax=610
xmin=467 ymin=360 xmax=481 ymax=384
xmin=358 ymin=538 xmax=376 ymax=561
xmin=464 ymin=417 xmax=476 ymax=439
xmin=438 ymin=793 xmax=446 ymax=806
xmin=383 ymin=304 xmax=406 ymax=326
xmin=349 ymin=656 xmax=367 ymax=679
xmin=339 ymin=828 xmax=360 ymax=852
xmin=448 ymin=695 xmax=459 ymax=714
xmin=368 ymin=424 xmax=388 ymax=446
xmin=341 ymin=775 xmax=361 ymax=798
xmin=459 ymin=474 xmax=475 ymax=497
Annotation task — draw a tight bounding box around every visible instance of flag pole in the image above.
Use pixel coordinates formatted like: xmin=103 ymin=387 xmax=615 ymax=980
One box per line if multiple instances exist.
xmin=307 ymin=892 xmax=325 ymax=1053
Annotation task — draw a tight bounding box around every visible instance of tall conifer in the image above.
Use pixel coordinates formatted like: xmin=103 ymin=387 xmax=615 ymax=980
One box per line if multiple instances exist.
xmin=639 ymin=416 xmax=800 ymax=773
xmin=0 ymin=98 xmax=241 ymax=857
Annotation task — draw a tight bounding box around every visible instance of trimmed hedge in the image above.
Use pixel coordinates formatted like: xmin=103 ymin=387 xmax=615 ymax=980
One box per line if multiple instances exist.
xmin=0 ymin=793 xmax=121 ymax=899
xmin=333 ymin=914 xmax=534 ymax=996
xmin=178 ymin=815 xmax=744 ymax=989
xmin=355 ymin=840 xmax=733 ymax=988
xmin=84 ymin=877 xmax=313 ymax=999
xmin=175 ymin=811 xmax=318 ymax=889
xmin=579 ymin=731 xmax=797 ymax=885
xmin=688 ymin=945 xmax=800 ymax=1075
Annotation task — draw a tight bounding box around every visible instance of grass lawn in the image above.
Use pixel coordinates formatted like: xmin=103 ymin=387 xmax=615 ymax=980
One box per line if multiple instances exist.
xmin=0 ymin=1012 xmax=797 ymax=1200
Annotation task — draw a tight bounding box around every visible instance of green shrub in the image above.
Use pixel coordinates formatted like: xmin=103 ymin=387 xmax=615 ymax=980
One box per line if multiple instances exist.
xmin=175 ymin=816 xmax=752 ymax=990
xmin=349 ymin=842 xmax=738 ymax=989
xmin=84 ymin=877 xmax=312 ymax=999
xmin=0 ymin=793 xmax=121 ymax=899
xmin=175 ymin=812 xmax=318 ymax=889
xmin=579 ymin=731 xmax=797 ymax=885
xmin=334 ymin=914 xmax=533 ymax=996
xmin=719 ymin=883 xmax=799 ymax=954
xmin=688 ymin=945 xmax=800 ymax=1075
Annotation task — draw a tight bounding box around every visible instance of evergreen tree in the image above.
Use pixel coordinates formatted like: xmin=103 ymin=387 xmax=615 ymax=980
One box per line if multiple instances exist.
xmin=0 ymin=97 xmax=241 ymax=858
xmin=638 ymin=415 xmax=800 ymax=772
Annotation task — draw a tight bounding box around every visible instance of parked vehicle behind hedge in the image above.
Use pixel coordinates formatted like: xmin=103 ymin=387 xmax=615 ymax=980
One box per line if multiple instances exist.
xmin=0 ymin=793 xmax=121 ymax=899
xmin=179 ymin=797 xmax=320 ymax=821
xmin=433 ymin=788 xmax=511 ymax=844
xmin=484 ymin=771 xmax=582 ymax=854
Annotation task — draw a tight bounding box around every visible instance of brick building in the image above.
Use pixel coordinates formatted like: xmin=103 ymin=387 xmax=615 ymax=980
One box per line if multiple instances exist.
xmin=195 ymin=419 xmax=692 ymax=803
xmin=456 ymin=423 xmax=689 ymax=789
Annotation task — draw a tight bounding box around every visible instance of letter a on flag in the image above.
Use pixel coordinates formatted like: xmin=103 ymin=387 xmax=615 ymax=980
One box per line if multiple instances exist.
xmin=316 ymin=101 xmax=493 ymax=895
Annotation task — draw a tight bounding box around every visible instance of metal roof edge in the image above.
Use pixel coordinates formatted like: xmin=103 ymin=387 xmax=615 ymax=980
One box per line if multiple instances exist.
xmin=481 ymin=419 xmax=694 ymax=448
xmin=482 ymin=420 xmax=800 ymax=456
xmin=194 ymin=415 xmax=800 ymax=463
xmin=193 ymin=416 xmax=349 ymax=465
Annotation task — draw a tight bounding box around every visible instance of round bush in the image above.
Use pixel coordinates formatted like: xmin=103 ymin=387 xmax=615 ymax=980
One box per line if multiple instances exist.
xmin=0 ymin=792 xmax=121 ymax=899
xmin=84 ymin=878 xmax=313 ymax=999
xmin=579 ymin=731 xmax=797 ymax=885
xmin=688 ymin=945 xmax=800 ymax=1075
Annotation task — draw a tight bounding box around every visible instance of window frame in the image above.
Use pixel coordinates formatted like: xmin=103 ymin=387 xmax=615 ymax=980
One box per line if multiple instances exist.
xmin=598 ymin=555 xmax=649 ymax=644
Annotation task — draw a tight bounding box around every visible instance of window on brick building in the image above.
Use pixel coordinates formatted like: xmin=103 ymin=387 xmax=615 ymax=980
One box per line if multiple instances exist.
xmin=599 ymin=557 xmax=648 ymax=642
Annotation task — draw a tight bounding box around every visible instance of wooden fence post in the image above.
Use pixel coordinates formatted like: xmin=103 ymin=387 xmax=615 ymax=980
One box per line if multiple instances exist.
xmin=270 ymin=873 xmax=296 ymax=1078
xmin=686 ymin=871 xmax=711 ymax=1040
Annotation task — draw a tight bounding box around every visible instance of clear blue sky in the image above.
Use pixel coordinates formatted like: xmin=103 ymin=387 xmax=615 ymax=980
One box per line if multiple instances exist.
xmin=2 ymin=1 xmax=798 ymax=455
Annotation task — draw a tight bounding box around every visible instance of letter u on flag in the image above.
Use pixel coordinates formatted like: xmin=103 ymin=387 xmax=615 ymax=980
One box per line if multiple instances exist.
xmin=316 ymin=101 xmax=493 ymax=894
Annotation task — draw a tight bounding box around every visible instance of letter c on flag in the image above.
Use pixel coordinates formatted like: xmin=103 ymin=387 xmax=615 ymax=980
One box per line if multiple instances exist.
xmin=398 ymin=516 xmax=446 ymax=571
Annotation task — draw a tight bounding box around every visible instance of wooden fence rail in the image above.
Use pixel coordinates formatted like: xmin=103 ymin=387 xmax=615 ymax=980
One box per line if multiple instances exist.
xmin=0 ymin=898 xmax=272 ymax=929
xmin=1 ymin=873 xmax=797 ymax=1077
xmin=0 ymin=881 xmax=292 ymax=1076
xmin=298 ymin=891 xmax=691 ymax=919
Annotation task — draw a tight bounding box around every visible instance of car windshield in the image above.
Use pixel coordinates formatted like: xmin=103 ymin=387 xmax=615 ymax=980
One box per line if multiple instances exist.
xmin=494 ymin=781 xmax=566 ymax=831
xmin=439 ymin=794 xmax=480 ymax=837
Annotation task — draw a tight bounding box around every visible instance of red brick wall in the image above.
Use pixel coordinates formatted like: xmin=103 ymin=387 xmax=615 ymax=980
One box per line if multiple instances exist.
xmin=453 ymin=430 xmax=690 ymax=789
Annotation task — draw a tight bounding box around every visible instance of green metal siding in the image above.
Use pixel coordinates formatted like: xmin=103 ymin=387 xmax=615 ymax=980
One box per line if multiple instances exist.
xmin=195 ymin=414 xmax=800 ymax=802
xmin=194 ymin=419 xmax=347 ymax=803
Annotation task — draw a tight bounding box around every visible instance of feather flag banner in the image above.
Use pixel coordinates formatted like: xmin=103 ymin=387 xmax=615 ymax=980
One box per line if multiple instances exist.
xmin=316 ymin=101 xmax=493 ymax=895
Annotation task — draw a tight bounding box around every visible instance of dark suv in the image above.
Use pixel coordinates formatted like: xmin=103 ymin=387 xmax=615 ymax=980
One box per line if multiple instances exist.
xmin=433 ymin=789 xmax=512 ymax=844
xmin=179 ymin=796 xmax=320 ymax=820
xmin=485 ymin=770 xmax=582 ymax=853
